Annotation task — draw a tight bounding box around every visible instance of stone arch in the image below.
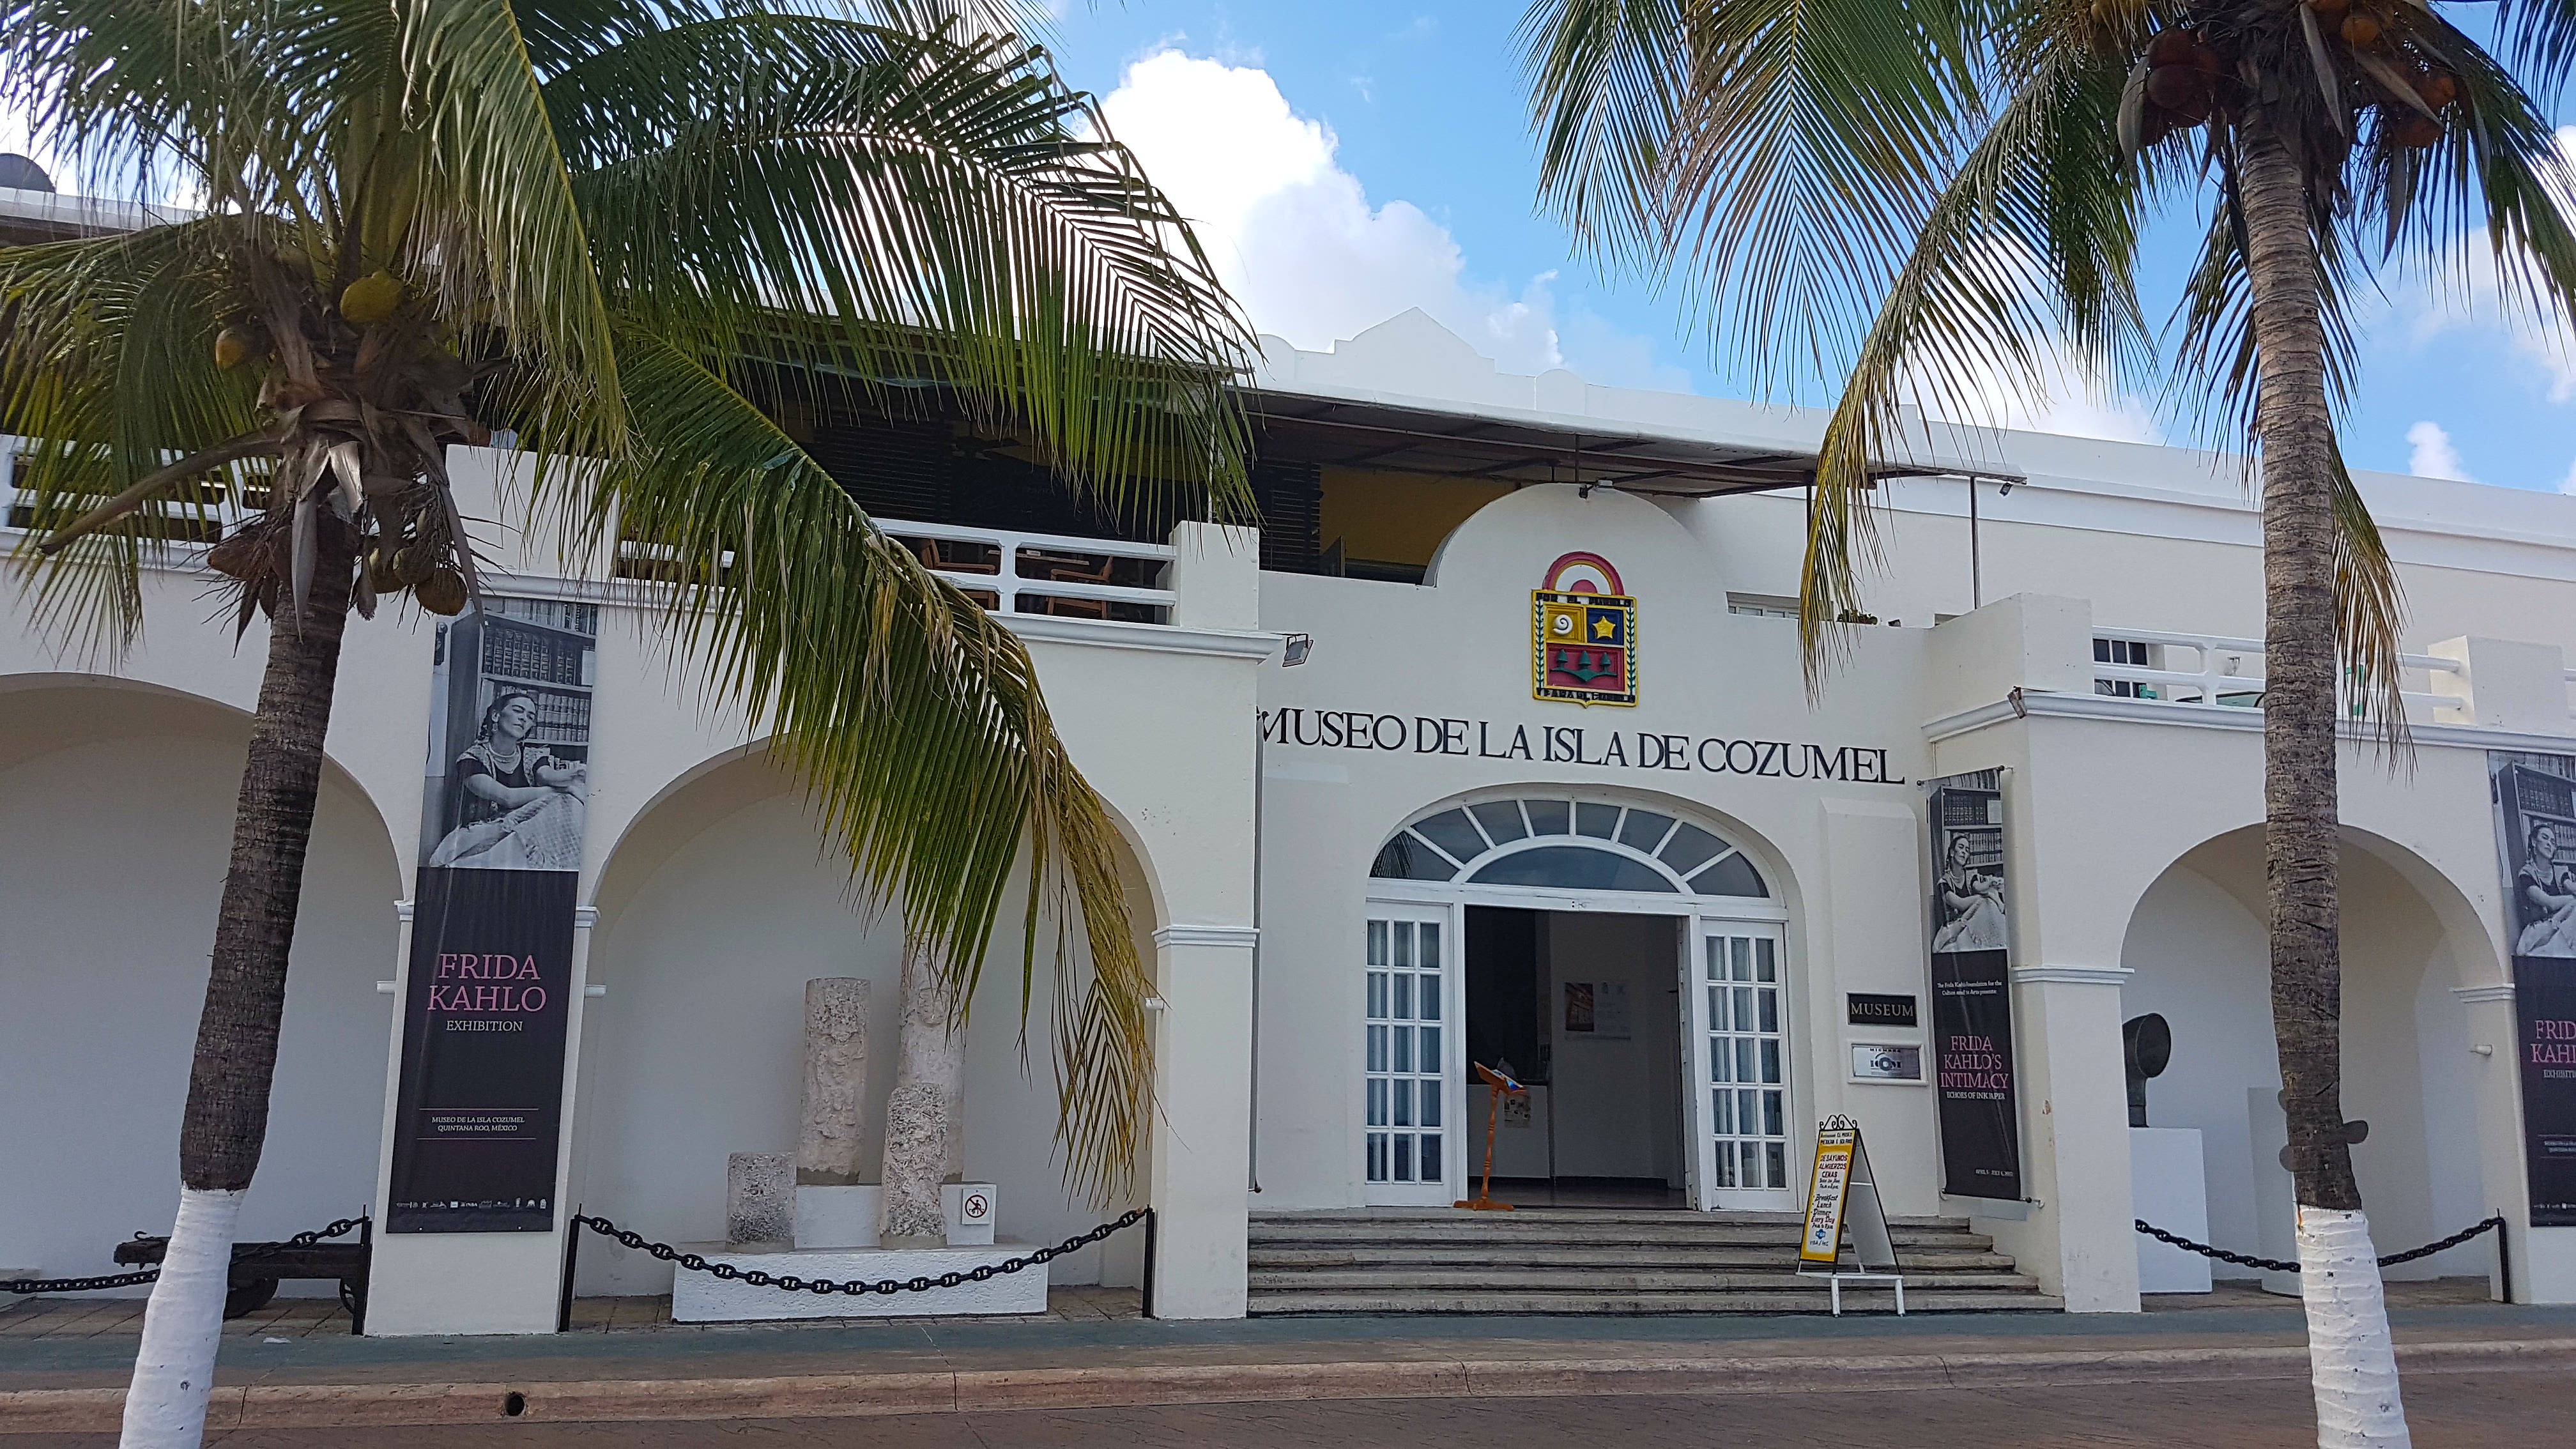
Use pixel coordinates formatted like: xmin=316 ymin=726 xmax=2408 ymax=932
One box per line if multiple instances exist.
xmin=2118 ymin=823 xmax=2499 ymax=1284
xmin=0 ymin=673 xmax=402 ymax=1289
xmin=569 ymin=742 xmax=1160 ymax=1296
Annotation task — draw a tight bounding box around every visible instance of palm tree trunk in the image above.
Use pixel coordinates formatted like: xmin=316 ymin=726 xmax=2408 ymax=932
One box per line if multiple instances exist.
xmin=2235 ymin=109 xmax=2409 ymax=1449
xmin=122 ymin=509 xmax=358 ymax=1449
xmin=879 ymin=946 xmax=966 ymax=1249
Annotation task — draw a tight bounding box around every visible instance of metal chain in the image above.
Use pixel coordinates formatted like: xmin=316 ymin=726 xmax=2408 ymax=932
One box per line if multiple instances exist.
xmin=571 ymin=1208 xmax=1147 ymax=1296
xmin=3 ymin=1215 xmax=369 ymax=1298
xmin=2135 ymin=1215 xmax=2503 ymax=1275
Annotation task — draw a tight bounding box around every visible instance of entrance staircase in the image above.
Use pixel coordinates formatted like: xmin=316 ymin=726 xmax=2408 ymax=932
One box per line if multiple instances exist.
xmin=1246 ymin=1208 xmax=2062 ymax=1314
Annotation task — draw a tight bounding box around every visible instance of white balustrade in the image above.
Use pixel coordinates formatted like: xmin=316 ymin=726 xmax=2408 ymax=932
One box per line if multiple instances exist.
xmin=871 ymin=519 xmax=1177 ymax=622
xmin=2092 ymin=629 xmax=2460 ymax=721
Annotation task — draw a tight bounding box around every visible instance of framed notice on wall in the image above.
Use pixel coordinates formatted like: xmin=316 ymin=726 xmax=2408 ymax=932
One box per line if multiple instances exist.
xmin=1925 ymin=770 xmax=2023 ymax=1202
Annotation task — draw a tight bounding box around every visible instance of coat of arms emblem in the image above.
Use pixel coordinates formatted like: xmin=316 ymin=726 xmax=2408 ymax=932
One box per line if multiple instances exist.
xmin=1532 ymin=552 xmax=1637 ymax=707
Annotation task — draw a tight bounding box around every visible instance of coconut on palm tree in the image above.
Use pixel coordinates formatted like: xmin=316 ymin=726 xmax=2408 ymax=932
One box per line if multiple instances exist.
xmin=0 ymin=1 xmax=1248 ymax=1443
xmin=1524 ymin=0 xmax=2573 ymax=1439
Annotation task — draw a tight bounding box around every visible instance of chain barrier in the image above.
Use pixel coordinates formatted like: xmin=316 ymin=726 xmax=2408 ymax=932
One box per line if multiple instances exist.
xmin=571 ymin=1208 xmax=1147 ymax=1296
xmin=2135 ymin=1214 xmax=2504 ymax=1276
xmin=3 ymin=1215 xmax=369 ymax=1298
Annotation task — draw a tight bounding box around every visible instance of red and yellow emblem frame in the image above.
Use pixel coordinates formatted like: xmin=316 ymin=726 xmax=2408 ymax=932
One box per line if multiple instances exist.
xmin=1531 ymin=552 xmax=1637 ymax=707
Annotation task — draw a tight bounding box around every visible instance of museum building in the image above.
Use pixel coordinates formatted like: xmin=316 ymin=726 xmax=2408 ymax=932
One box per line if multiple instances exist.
xmin=6 ymin=215 xmax=2576 ymax=1325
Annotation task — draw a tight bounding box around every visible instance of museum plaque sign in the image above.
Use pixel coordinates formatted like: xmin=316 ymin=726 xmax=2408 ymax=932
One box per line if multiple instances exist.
xmin=388 ymin=598 xmax=599 ymax=1233
xmin=1925 ymin=770 xmax=2024 ymax=1202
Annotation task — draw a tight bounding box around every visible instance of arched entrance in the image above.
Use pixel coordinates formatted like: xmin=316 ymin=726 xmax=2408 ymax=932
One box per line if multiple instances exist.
xmin=1365 ymin=793 xmax=1790 ymax=1211
xmin=2119 ymin=824 xmax=2496 ymax=1285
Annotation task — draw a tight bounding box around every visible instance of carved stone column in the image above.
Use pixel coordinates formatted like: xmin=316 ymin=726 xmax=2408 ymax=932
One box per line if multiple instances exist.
xmin=880 ymin=946 xmax=967 ymax=1248
xmin=798 ymin=978 xmax=870 ymax=1186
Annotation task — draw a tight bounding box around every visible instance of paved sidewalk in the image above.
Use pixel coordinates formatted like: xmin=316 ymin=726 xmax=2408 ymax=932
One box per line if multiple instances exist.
xmin=4 ymin=1282 xmax=2570 ymax=1436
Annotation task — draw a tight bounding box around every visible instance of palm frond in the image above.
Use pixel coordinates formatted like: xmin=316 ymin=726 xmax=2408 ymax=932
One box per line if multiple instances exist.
xmin=601 ymin=326 xmax=1154 ymax=1200
xmin=1519 ymin=0 xmax=1692 ymax=260
xmin=2329 ymin=439 xmax=2411 ymax=755
xmin=1522 ymin=0 xmax=1989 ymax=395
xmin=550 ymin=13 xmax=1252 ymax=520
xmin=1797 ymin=47 xmax=2152 ymax=680
xmin=0 ymin=221 xmax=263 ymax=657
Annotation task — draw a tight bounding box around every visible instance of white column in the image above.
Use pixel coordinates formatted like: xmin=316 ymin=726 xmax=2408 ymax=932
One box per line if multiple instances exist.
xmin=2455 ymin=982 xmax=2575 ymax=1302
xmin=1147 ymin=923 xmax=1259 ymax=1319
xmin=364 ymin=904 xmax=597 ymax=1335
xmin=1976 ymin=963 xmax=2142 ymax=1313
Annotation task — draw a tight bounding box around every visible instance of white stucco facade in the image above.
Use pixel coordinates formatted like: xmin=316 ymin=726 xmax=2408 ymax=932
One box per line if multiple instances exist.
xmin=8 ymin=312 xmax=2576 ymax=1326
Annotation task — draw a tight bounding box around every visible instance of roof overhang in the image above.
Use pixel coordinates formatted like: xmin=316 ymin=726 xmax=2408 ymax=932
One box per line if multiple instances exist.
xmin=1246 ymin=387 xmax=2021 ymax=496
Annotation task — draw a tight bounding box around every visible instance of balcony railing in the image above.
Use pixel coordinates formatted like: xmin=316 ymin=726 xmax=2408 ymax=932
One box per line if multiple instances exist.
xmin=616 ymin=519 xmax=1180 ymax=625
xmin=2092 ymin=629 xmax=2461 ymax=720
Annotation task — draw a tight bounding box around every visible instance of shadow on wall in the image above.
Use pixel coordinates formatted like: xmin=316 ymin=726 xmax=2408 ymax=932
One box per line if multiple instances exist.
xmin=0 ymin=680 xmax=400 ymax=1290
xmin=571 ymin=747 xmax=1158 ymax=1296
xmin=2119 ymin=825 xmax=2488 ymax=1280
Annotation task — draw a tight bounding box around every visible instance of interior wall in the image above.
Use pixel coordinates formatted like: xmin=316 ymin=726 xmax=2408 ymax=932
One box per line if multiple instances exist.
xmin=2120 ymin=831 xmax=2487 ymax=1281
xmin=571 ymin=767 xmax=1136 ymax=1296
xmin=0 ymin=689 xmax=399 ymax=1291
xmin=1541 ymin=912 xmax=1685 ymax=1186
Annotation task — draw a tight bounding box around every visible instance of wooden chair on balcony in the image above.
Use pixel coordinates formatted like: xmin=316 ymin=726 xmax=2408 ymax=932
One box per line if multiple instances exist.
xmin=905 ymin=535 xmax=1001 ymax=611
xmin=1019 ymin=548 xmax=1114 ymax=618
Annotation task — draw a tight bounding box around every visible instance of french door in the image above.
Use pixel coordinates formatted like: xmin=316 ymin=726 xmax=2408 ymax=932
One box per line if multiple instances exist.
xmin=1686 ymin=920 xmax=1795 ymax=1209
xmin=1362 ymin=903 xmax=1455 ymax=1204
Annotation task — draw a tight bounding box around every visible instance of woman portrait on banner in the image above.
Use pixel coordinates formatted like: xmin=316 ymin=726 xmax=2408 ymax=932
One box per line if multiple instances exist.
xmin=1933 ymin=830 xmax=2009 ymax=954
xmin=427 ymin=691 xmax=588 ymax=871
xmin=2515 ymin=819 xmax=2576 ymax=958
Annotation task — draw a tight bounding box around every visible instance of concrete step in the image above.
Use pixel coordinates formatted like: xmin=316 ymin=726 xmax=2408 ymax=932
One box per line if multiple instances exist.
xmin=1245 ymin=1287 xmax=2067 ymax=1315
xmin=1248 ymin=1267 xmax=2048 ymax=1293
xmin=1249 ymin=1223 xmax=1996 ymax=1254
xmin=1248 ymin=1244 xmax=2020 ymax=1271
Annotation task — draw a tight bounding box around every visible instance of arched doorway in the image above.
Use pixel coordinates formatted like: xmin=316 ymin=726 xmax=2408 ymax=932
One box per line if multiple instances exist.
xmin=1365 ymin=793 xmax=1790 ymax=1211
xmin=2119 ymin=825 xmax=2495 ymax=1285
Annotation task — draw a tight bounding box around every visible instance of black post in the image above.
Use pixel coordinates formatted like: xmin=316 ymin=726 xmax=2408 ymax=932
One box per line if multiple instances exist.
xmin=1141 ymin=1207 xmax=1158 ymax=1321
xmin=351 ymin=1209 xmax=372 ymax=1335
xmin=2497 ymin=1210 xmax=2515 ymax=1305
xmin=556 ymin=1205 xmax=582 ymax=1333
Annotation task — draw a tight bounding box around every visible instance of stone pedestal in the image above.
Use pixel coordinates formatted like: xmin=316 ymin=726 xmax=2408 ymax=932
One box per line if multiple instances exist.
xmin=726 ymin=1153 xmax=793 ymax=1245
xmin=793 ymin=1184 xmax=883 ymax=1249
xmin=669 ymin=1241 xmax=1048 ymax=1321
xmin=2131 ymin=1128 xmax=2212 ymax=1293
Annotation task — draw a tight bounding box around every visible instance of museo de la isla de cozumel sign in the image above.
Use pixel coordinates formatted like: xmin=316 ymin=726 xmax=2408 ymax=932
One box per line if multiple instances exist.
xmin=1262 ymin=550 xmax=1906 ymax=786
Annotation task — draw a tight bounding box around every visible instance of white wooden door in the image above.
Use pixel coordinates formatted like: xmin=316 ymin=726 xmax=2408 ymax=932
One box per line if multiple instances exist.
xmin=1362 ymin=904 xmax=1456 ymax=1205
xmin=1685 ymin=921 xmax=1795 ymax=1209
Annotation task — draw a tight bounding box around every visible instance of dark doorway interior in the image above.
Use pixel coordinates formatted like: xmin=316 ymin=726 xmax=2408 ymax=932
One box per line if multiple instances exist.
xmin=1463 ymin=905 xmax=1686 ymax=1208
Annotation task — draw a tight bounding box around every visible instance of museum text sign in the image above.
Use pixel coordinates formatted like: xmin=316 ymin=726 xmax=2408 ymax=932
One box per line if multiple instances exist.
xmin=1261 ymin=707 xmax=1905 ymax=785
xmin=2487 ymin=752 xmax=2576 ymax=1226
xmin=1925 ymin=770 xmax=2025 ymax=1202
xmin=388 ymin=597 xmax=601 ymax=1234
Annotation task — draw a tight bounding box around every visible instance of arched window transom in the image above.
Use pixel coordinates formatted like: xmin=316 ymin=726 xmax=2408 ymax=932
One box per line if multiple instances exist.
xmin=1370 ymin=797 xmax=1768 ymax=898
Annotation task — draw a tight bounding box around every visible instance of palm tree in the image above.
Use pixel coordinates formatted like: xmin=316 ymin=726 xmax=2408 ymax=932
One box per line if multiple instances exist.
xmin=0 ymin=2 xmax=1248 ymax=1443
xmin=1524 ymin=0 xmax=2573 ymax=1438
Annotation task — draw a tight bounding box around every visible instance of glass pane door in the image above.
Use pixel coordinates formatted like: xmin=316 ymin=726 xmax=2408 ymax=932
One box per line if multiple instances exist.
xmin=1363 ymin=906 xmax=1453 ymax=1204
xmin=1689 ymin=923 xmax=1793 ymax=1208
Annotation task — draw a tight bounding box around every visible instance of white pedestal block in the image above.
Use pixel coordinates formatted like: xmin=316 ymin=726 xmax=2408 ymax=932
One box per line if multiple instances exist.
xmin=793 ymin=1184 xmax=884 ymax=1250
xmin=669 ymin=1241 xmax=1048 ymax=1321
xmin=943 ymin=1183 xmax=997 ymax=1246
xmin=2131 ymin=1127 xmax=2212 ymax=1293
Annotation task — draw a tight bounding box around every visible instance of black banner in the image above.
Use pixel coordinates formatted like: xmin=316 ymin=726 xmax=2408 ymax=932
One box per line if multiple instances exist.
xmin=2488 ymin=756 xmax=2576 ymax=1225
xmin=387 ymin=868 xmax=576 ymax=1231
xmin=1927 ymin=773 xmax=2023 ymax=1201
xmin=389 ymin=598 xmax=599 ymax=1233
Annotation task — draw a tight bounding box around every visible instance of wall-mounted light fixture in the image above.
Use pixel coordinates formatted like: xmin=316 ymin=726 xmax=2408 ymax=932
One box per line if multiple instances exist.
xmin=1281 ymin=632 xmax=1313 ymax=667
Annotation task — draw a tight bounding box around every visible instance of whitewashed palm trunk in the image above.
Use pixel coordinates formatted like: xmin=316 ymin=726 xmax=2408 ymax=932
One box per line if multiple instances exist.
xmin=878 ymin=946 xmax=966 ymax=1248
xmin=119 ymin=1188 xmax=243 ymax=1447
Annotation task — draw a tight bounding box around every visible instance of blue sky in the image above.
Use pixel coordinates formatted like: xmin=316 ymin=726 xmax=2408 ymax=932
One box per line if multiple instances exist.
xmin=1046 ymin=2 xmax=2576 ymax=493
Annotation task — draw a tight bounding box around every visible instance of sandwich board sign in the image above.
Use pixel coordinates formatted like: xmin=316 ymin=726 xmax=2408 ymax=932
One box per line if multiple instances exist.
xmin=1799 ymin=1115 xmax=1897 ymax=1274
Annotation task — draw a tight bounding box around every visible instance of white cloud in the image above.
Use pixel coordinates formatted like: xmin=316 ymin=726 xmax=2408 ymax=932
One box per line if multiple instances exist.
xmin=2379 ymin=127 xmax=2576 ymax=406
xmin=1098 ymin=49 xmax=1678 ymax=388
xmin=2407 ymin=420 xmax=2474 ymax=481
